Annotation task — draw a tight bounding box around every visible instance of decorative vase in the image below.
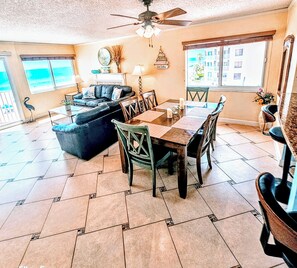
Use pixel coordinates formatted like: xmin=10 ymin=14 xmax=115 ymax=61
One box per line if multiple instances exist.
xmin=65 ymin=104 xmax=71 ymax=111
xmin=116 ymin=63 xmax=121 ymax=73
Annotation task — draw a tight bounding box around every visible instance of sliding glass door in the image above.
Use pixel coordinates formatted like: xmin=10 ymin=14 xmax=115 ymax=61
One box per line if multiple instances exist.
xmin=0 ymin=58 xmax=20 ymax=126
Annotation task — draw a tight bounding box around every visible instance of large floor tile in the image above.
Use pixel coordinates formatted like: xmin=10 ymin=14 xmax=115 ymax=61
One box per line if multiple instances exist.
xmin=0 ymin=202 xmax=16 ymax=227
xmin=211 ymin=145 xmax=242 ymax=162
xmin=97 ymin=170 xmax=130 ymax=196
xmin=246 ymin=156 xmax=283 ymax=178
xmin=44 ymin=158 xmax=78 ymax=178
xmin=33 ymin=148 xmax=62 ymax=162
xmin=228 ymin=124 xmax=257 ymax=133
xmin=0 ymin=199 xmax=52 ymax=241
xmin=0 ymin=178 xmax=37 ymax=204
xmin=21 ymin=231 xmax=77 ymax=268
xmin=61 ymin=173 xmax=97 ymax=200
xmin=241 ymin=131 xmax=272 ymax=143
xmin=15 ymin=160 xmax=52 ymax=180
xmin=215 ymin=212 xmax=283 ymax=268
xmin=40 ymin=196 xmax=89 ymax=237
xmin=7 ymin=149 xmax=41 ymax=165
xmin=130 ymin=169 xmax=164 ymax=193
xmin=255 ymin=140 xmax=277 ymax=156
xmin=72 ymin=226 xmax=125 ymax=268
xmin=58 ymin=151 xmax=78 ymax=160
xmin=231 ymin=143 xmax=269 ymax=159
xmin=0 ymin=181 xmax=6 ymax=190
xmin=219 ymin=132 xmax=251 ymax=145
xmin=0 ymin=163 xmax=26 ymax=181
xmin=159 ymin=167 xmax=197 ymax=190
xmin=233 ymin=180 xmax=261 ymax=212
xmin=86 ymin=192 xmax=127 ymax=232
xmin=0 ymin=150 xmax=18 ymax=164
xmin=74 ymin=155 xmax=104 ymax=175
xmin=216 ymin=125 xmax=237 ymax=135
xmin=103 ymin=154 xmax=122 ymax=173
xmin=199 ymin=182 xmax=253 ymax=219
xmin=126 ymin=189 xmax=170 ymax=228
xmin=0 ymin=235 xmax=31 ymax=268
xmin=163 ymin=186 xmax=211 ymax=223
xmin=25 ymin=176 xmax=68 ymax=203
xmin=124 ymin=221 xmax=181 ymax=268
xmin=170 ymin=217 xmax=238 ymax=267
xmin=188 ymin=162 xmax=231 ymax=186
xmin=217 ymin=159 xmax=259 ymax=183
xmin=108 ymin=142 xmax=120 ymax=156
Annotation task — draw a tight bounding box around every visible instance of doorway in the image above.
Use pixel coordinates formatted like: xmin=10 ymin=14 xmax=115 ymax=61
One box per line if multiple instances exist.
xmin=0 ymin=57 xmax=21 ymax=127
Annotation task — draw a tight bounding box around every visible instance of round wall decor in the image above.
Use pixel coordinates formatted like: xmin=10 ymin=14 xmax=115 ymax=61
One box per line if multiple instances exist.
xmin=98 ymin=47 xmax=111 ymax=66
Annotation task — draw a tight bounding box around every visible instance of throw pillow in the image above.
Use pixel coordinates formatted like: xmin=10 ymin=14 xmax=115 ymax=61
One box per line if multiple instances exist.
xmin=111 ymin=87 xmax=122 ymax=101
xmin=82 ymin=86 xmax=96 ymax=99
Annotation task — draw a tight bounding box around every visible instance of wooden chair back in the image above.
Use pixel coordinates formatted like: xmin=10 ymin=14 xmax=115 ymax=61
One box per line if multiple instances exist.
xmin=119 ymin=96 xmax=142 ymax=122
xmin=186 ymin=87 xmax=209 ymax=102
xmin=141 ymin=90 xmax=158 ymax=110
xmin=256 ymin=172 xmax=297 ymax=265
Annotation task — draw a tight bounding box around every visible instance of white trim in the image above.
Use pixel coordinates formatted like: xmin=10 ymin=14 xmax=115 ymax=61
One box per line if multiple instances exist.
xmin=218 ymin=117 xmax=259 ymax=126
xmin=0 ymin=51 xmax=12 ymax=56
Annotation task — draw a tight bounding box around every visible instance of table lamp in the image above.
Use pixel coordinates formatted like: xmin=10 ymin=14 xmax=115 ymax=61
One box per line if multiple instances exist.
xmin=74 ymin=75 xmax=83 ymax=93
xmin=132 ymin=65 xmax=144 ymax=95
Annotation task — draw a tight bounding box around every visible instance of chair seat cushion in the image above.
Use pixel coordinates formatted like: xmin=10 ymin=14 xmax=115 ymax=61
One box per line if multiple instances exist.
xmin=269 ymin=127 xmax=286 ymax=144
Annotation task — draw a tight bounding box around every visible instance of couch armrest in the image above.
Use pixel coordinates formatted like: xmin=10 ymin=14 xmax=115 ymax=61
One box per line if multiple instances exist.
xmin=52 ymin=123 xmax=88 ymax=134
xmin=74 ymin=93 xmax=83 ymax=99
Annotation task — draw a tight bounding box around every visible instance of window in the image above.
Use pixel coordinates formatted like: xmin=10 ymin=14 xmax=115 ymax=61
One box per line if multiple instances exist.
xmin=21 ymin=55 xmax=75 ymax=94
xmin=234 ymin=61 xmax=242 ymax=68
xmin=186 ymin=41 xmax=267 ymax=88
xmin=235 ymin=48 xmax=243 ymax=56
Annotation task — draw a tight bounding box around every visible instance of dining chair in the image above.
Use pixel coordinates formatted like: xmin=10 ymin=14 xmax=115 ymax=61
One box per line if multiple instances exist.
xmin=211 ymin=95 xmax=227 ymax=151
xmin=261 ymin=104 xmax=277 ymax=135
xmin=187 ymin=104 xmax=223 ymax=185
xmin=186 ymin=87 xmax=209 ymax=102
xmin=141 ymin=90 xmax=158 ymax=110
xmin=111 ymin=119 xmax=172 ymax=197
xmin=255 ymin=172 xmax=297 ymax=267
xmin=119 ymin=96 xmax=142 ymax=122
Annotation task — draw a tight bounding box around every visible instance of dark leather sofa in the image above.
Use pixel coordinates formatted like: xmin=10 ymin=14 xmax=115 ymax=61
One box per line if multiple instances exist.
xmin=73 ymin=84 xmax=135 ymax=107
xmin=52 ymin=103 xmax=124 ymax=160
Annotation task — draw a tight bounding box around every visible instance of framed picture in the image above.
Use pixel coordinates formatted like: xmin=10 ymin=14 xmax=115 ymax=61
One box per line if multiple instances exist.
xmin=277 ymin=35 xmax=295 ymax=96
xmin=98 ymin=47 xmax=111 ymax=66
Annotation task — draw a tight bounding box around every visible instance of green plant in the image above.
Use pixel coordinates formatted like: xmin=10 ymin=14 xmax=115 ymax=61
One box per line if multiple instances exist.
xmin=61 ymin=99 xmax=72 ymax=106
xmin=254 ymin=88 xmax=274 ymax=105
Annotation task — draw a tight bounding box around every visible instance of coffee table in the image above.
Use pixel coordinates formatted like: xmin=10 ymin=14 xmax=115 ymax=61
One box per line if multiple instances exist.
xmin=48 ymin=105 xmax=89 ymax=125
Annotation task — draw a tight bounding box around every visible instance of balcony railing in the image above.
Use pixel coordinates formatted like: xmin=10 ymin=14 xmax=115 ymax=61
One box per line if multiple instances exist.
xmin=0 ymin=90 xmax=20 ymax=126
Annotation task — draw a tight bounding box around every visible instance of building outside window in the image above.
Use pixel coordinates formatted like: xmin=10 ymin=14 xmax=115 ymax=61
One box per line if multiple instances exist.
xmin=21 ymin=55 xmax=75 ymax=94
xmin=186 ymin=41 xmax=267 ymax=88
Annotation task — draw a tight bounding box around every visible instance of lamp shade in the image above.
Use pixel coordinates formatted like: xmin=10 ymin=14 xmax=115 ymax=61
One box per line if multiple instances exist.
xmin=132 ymin=65 xmax=144 ymax=76
xmin=74 ymin=75 xmax=83 ymax=83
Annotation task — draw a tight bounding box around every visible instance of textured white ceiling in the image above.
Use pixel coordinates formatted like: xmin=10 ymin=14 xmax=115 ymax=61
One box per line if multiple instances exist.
xmin=0 ymin=0 xmax=292 ymax=45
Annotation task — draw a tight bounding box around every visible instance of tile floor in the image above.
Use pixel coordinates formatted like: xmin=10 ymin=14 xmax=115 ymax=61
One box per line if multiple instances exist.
xmin=0 ymin=120 xmax=287 ymax=267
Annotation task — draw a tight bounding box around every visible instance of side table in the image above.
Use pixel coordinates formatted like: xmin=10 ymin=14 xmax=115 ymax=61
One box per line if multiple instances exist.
xmin=65 ymin=92 xmax=79 ymax=102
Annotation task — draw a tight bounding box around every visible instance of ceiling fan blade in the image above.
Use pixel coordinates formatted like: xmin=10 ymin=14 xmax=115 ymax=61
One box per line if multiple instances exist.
xmin=107 ymin=22 xmax=141 ymax=30
xmin=157 ymin=19 xmax=192 ymax=26
xmin=153 ymin=8 xmax=187 ymax=21
xmin=110 ymin=14 xmax=140 ymax=20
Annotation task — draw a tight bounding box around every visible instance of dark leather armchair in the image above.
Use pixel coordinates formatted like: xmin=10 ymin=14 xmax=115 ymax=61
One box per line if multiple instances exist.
xmin=52 ymin=104 xmax=124 ymax=160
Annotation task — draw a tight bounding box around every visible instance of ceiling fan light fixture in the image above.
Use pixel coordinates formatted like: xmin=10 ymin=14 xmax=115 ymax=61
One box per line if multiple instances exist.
xmin=136 ymin=26 xmax=145 ymax=37
xmin=143 ymin=24 xmax=154 ymax=38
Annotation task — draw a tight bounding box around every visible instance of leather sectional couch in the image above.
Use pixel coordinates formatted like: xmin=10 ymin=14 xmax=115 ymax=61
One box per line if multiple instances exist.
xmin=52 ymin=84 xmax=135 ymax=160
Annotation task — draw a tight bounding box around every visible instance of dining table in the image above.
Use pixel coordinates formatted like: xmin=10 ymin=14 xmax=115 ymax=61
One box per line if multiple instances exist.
xmin=119 ymin=99 xmax=217 ymax=199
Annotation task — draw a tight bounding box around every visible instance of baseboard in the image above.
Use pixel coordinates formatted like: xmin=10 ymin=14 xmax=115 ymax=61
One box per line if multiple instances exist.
xmin=218 ymin=117 xmax=259 ymax=127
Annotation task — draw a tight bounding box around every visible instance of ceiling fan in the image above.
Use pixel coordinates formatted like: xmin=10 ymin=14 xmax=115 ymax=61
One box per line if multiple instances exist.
xmin=107 ymin=0 xmax=192 ymax=39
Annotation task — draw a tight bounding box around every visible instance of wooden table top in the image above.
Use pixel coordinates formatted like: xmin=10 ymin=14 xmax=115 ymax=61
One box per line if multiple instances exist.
xmin=127 ymin=99 xmax=217 ymax=146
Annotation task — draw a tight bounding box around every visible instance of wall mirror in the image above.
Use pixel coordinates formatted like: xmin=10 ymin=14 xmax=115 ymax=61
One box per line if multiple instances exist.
xmin=277 ymin=35 xmax=295 ymax=96
xmin=98 ymin=47 xmax=111 ymax=66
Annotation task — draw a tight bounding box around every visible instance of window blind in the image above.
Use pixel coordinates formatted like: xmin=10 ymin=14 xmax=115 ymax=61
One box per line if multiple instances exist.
xmin=20 ymin=54 xmax=75 ymax=61
xmin=182 ymin=30 xmax=276 ymax=50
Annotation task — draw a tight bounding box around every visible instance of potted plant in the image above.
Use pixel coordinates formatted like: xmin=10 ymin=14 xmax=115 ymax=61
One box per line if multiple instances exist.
xmin=61 ymin=99 xmax=72 ymax=111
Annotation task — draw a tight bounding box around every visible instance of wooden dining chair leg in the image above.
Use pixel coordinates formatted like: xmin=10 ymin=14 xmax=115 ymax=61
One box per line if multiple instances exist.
xmin=128 ymin=160 xmax=134 ymax=186
xmin=152 ymin=168 xmax=157 ymax=197
xmin=196 ymin=157 xmax=203 ymax=185
xmin=207 ymin=147 xmax=212 ymax=169
xmin=168 ymin=152 xmax=174 ymax=175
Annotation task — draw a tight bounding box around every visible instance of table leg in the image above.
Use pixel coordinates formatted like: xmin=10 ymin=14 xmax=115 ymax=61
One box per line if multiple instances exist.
xmin=48 ymin=111 xmax=53 ymax=126
xmin=177 ymin=146 xmax=187 ymax=198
